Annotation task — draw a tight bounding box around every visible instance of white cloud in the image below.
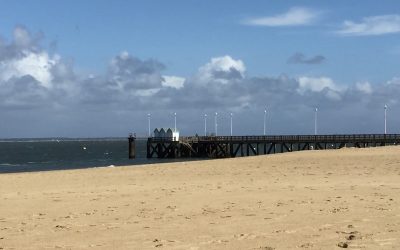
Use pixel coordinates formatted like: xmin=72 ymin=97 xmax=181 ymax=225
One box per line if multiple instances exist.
xmin=325 ymin=89 xmax=342 ymax=101
xmin=298 ymin=76 xmax=341 ymax=93
xmin=355 ymin=81 xmax=372 ymax=94
xmin=162 ymin=75 xmax=185 ymax=89
xmin=244 ymin=7 xmax=320 ymax=27
xmin=197 ymin=55 xmax=245 ymax=84
xmin=387 ymin=77 xmax=400 ymax=85
xmin=297 ymin=76 xmax=346 ymax=101
xmin=119 ymin=50 xmax=130 ymax=60
xmin=337 ymin=15 xmax=400 ymax=36
xmin=0 ymin=51 xmax=57 ymax=88
xmin=13 ymin=26 xmax=32 ymax=47
xmin=108 ymin=51 xmax=165 ymax=90
xmin=135 ymin=88 xmax=161 ymax=97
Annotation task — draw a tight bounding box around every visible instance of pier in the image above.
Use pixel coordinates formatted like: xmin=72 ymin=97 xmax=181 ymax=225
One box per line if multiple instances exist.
xmin=146 ymin=134 xmax=400 ymax=159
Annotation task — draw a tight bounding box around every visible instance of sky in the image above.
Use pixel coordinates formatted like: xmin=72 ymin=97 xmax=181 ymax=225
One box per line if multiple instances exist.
xmin=1 ymin=0 xmax=400 ymax=138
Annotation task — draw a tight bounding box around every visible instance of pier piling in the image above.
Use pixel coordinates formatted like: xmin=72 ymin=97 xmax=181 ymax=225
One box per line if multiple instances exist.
xmin=128 ymin=134 xmax=136 ymax=159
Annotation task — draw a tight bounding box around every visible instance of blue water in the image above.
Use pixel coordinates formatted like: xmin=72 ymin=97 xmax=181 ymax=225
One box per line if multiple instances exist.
xmin=0 ymin=138 xmax=157 ymax=173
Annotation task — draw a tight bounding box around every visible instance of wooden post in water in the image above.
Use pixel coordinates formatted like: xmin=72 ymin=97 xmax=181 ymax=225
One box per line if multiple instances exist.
xmin=128 ymin=133 xmax=136 ymax=159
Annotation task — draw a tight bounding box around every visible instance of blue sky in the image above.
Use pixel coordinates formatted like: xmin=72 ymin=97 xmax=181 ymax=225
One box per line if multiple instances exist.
xmin=1 ymin=0 xmax=399 ymax=81
xmin=0 ymin=1 xmax=400 ymax=137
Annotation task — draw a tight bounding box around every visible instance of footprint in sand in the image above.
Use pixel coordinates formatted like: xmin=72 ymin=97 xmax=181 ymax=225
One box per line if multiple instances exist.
xmin=233 ymin=233 xmax=257 ymax=240
xmin=298 ymin=242 xmax=313 ymax=248
xmin=54 ymin=224 xmax=70 ymax=231
xmin=345 ymin=234 xmax=356 ymax=241
xmin=337 ymin=242 xmax=348 ymax=248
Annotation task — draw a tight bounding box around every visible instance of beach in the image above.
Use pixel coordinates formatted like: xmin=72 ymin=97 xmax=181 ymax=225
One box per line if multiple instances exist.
xmin=0 ymin=147 xmax=399 ymax=249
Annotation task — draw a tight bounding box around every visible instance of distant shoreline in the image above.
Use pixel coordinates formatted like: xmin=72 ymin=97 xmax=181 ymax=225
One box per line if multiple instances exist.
xmin=0 ymin=137 xmax=149 ymax=142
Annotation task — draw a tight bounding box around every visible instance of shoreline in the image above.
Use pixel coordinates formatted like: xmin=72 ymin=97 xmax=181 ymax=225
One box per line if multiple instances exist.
xmin=0 ymin=145 xmax=379 ymax=175
xmin=0 ymin=157 xmax=209 ymax=174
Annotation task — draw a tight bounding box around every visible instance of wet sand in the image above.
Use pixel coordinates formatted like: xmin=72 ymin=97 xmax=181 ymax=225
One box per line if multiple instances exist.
xmin=0 ymin=146 xmax=400 ymax=249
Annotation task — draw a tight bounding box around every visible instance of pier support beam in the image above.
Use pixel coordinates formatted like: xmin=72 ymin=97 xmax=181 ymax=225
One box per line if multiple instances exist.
xmin=128 ymin=134 xmax=136 ymax=159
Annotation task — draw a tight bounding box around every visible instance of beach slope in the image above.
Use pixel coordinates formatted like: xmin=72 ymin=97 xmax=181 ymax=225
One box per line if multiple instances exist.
xmin=1 ymin=146 xmax=400 ymax=249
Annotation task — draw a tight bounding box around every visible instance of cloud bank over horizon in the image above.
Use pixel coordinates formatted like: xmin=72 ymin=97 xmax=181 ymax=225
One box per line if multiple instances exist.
xmin=0 ymin=26 xmax=399 ymax=137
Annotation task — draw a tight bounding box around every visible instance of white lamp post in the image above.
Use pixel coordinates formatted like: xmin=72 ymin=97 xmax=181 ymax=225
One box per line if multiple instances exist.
xmin=147 ymin=113 xmax=151 ymax=137
xmin=174 ymin=112 xmax=176 ymax=132
xmin=215 ymin=112 xmax=218 ymax=136
xmin=314 ymin=107 xmax=318 ymax=135
xmin=230 ymin=113 xmax=233 ymax=136
xmin=384 ymin=104 xmax=388 ymax=134
xmin=204 ymin=114 xmax=207 ymax=136
xmin=263 ymin=109 xmax=267 ymax=136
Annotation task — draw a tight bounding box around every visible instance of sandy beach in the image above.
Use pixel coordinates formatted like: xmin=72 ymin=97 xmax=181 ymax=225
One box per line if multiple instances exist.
xmin=0 ymin=147 xmax=400 ymax=249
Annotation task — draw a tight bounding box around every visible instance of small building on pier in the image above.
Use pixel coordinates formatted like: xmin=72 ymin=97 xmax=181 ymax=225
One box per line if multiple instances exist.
xmin=153 ymin=128 xmax=179 ymax=141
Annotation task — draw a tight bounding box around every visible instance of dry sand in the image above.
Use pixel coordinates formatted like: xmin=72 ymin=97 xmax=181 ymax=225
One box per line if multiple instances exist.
xmin=1 ymin=147 xmax=400 ymax=249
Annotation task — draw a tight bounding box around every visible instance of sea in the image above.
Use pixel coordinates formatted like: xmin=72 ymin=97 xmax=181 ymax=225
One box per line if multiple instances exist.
xmin=0 ymin=138 xmax=168 ymax=173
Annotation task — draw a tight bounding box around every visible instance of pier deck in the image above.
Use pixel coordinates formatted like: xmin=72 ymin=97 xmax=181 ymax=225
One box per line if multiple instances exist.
xmin=146 ymin=134 xmax=400 ymax=159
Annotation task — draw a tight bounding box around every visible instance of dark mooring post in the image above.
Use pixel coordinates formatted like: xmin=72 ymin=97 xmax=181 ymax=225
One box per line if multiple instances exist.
xmin=128 ymin=133 xmax=136 ymax=159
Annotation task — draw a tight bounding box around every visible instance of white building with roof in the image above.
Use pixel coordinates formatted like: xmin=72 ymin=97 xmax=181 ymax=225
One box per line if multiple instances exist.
xmin=153 ymin=128 xmax=179 ymax=141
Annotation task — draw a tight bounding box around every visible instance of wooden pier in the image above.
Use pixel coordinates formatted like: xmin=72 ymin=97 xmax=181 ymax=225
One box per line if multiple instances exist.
xmin=146 ymin=134 xmax=400 ymax=159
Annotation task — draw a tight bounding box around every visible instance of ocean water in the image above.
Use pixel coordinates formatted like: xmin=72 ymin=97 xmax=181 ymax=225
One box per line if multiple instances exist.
xmin=0 ymin=138 xmax=160 ymax=173
xmin=0 ymin=138 xmax=352 ymax=173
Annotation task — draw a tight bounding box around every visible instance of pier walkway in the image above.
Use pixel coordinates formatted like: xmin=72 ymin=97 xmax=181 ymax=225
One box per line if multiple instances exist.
xmin=145 ymin=134 xmax=400 ymax=159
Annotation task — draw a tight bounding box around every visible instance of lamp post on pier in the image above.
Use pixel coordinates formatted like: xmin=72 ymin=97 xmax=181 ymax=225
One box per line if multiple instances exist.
xmin=215 ymin=112 xmax=218 ymax=136
xmin=174 ymin=112 xmax=177 ymax=132
xmin=147 ymin=113 xmax=151 ymax=137
xmin=384 ymin=104 xmax=388 ymax=134
xmin=314 ymin=107 xmax=318 ymax=135
xmin=230 ymin=113 xmax=233 ymax=136
xmin=204 ymin=114 xmax=207 ymax=136
xmin=263 ymin=109 xmax=267 ymax=136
